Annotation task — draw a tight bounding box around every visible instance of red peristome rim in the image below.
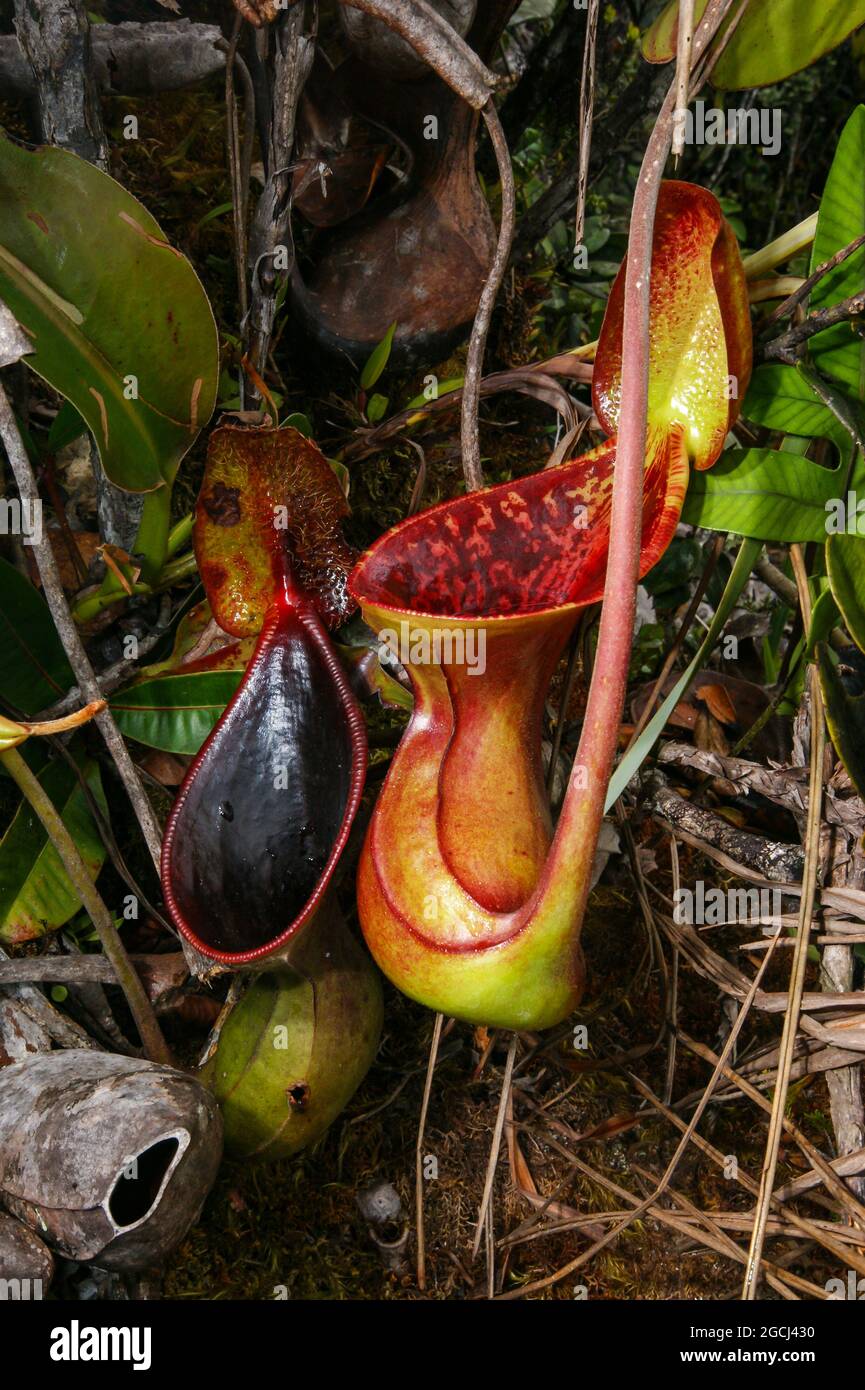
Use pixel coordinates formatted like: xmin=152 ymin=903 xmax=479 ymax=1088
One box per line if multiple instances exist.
xmin=160 ymin=592 xmax=368 ymax=965
xmin=349 ymin=430 xmax=688 ymax=624
xmin=349 ymin=445 xmax=618 ymax=623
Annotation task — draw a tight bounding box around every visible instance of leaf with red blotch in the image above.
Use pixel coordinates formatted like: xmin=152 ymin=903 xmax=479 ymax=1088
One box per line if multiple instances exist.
xmin=593 ymin=181 xmax=752 ymax=472
xmin=195 ymin=423 xmax=356 ymax=637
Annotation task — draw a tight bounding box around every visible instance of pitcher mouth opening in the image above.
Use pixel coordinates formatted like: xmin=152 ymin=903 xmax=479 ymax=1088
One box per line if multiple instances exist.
xmin=350 ymin=447 xmax=616 ymax=622
xmin=105 ymin=1130 xmax=188 ymax=1235
xmin=350 ymin=429 xmax=687 ymax=625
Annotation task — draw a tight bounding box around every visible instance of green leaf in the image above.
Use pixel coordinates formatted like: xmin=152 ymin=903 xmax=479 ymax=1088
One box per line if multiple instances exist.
xmin=366 ymin=393 xmax=389 ymax=424
xmin=405 ymin=377 xmax=464 ymax=411
xmin=826 ymin=532 xmax=865 ymax=652
xmin=111 ymin=668 xmax=244 ymax=754
xmin=0 ymin=715 xmax=31 ymax=752
xmin=742 ymin=366 xmax=850 ymax=452
xmin=193 ymin=200 xmax=234 ymax=232
xmin=796 ymin=364 xmax=865 ymax=452
xmin=582 ymin=217 xmax=611 ymax=255
xmin=809 ymin=106 xmax=865 ymax=398
xmin=47 ymin=399 xmax=86 ymax=453
xmin=642 ymin=1 xmax=865 ymax=91
xmin=817 ymin=643 xmax=865 ymax=798
xmin=0 ymin=135 xmax=218 ymax=493
xmin=283 ymin=412 xmax=313 ymax=438
xmin=360 ymin=321 xmax=396 ymax=390
xmin=682 ymin=447 xmax=848 ymax=542
xmin=329 ymin=457 xmax=351 ymax=498
xmin=805 ymin=584 xmax=840 ymax=658
xmin=0 ymin=747 xmax=106 ymax=945
xmin=0 ymin=557 xmax=73 ymax=713
xmin=641 ymin=536 xmax=703 ymax=604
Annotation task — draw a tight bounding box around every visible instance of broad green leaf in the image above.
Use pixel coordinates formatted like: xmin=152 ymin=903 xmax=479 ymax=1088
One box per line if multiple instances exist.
xmin=642 ymin=1 xmax=865 ymax=91
xmin=0 ymin=747 xmax=106 ymax=945
xmin=682 ymin=447 xmax=849 ymax=541
xmin=640 ymin=536 xmax=704 ymax=606
xmin=817 ymin=643 xmax=865 ymax=799
xmin=826 ymin=532 xmax=865 ymax=652
xmin=809 ymin=106 xmax=865 ymax=398
xmin=742 ymin=366 xmax=850 ymax=452
xmin=360 ymin=321 xmax=396 ymax=391
xmin=111 ymin=668 xmax=244 ymax=754
xmin=0 ymin=135 xmax=218 ymax=493
xmin=329 ymin=457 xmax=351 ymax=498
xmin=0 ymin=557 xmax=73 ymax=713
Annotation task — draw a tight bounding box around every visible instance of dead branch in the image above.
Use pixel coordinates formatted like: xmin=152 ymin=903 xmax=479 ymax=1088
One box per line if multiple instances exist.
xmin=647 ymin=774 xmax=805 ymax=884
xmin=763 ymin=291 xmax=865 ymax=364
xmin=13 ymin=0 xmax=107 ymax=165
xmin=761 ymin=231 xmax=865 ymax=329
xmin=460 ymin=101 xmax=516 ymax=491
xmin=656 ymin=741 xmax=864 ymax=835
xmin=0 ymin=20 xmax=225 ymax=97
xmin=244 ymin=5 xmax=314 ymax=388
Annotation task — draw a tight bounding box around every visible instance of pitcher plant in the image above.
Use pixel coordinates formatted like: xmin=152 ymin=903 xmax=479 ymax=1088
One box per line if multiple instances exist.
xmin=161 ymin=424 xmax=367 ymax=967
xmin=349 ymin=181 xmax=753 ymax=1029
